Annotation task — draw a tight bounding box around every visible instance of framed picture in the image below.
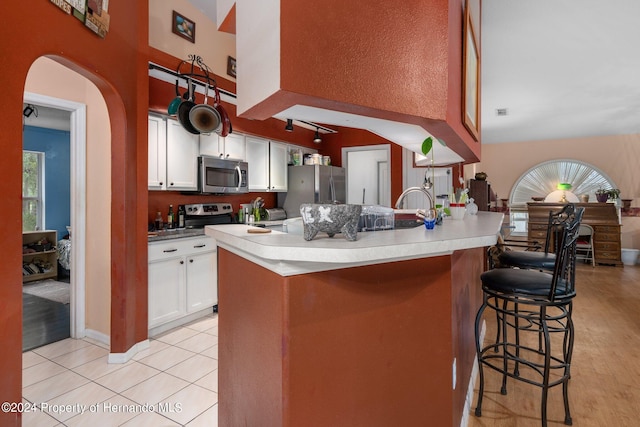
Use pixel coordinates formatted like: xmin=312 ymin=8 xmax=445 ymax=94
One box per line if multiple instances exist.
xmin=227 ymin=56 xmax=237 ymax=78
xmin=462 ymin=0 xmax=480 ymax=141
xmin=172 ymin=11 xmax=196 ymax=43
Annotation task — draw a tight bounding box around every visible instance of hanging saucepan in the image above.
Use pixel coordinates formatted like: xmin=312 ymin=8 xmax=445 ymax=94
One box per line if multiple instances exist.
xmin=214 ymin=86 xmax=231 ymax=137
xmin=177 ymin=78 xmax=200 ymax=134
xmin=188 ymin=82 xmax=221 ymax=134
xmin=167 ymin=80 xmax=182 ymax=116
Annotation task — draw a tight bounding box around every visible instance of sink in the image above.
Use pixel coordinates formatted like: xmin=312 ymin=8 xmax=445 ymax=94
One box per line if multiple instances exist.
xmin=394 ymin=213 xmax=423 ymax=229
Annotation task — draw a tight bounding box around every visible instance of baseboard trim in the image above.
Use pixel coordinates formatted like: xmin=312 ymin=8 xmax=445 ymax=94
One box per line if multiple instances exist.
xmin=108 ymin=339 xmax=150 ymax=364
xmin=83 ymin=328 xmax=109 ymax=347
xmin=460 ymin=319 xmax=485 ymax=427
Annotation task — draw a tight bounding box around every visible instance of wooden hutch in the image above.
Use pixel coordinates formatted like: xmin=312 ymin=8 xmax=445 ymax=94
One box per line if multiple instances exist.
xmin=527 ymin=202 xmax=622 ymax=266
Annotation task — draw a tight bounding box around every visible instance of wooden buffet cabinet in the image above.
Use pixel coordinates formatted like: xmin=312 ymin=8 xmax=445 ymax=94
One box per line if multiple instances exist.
xmin=527 ymin=202 xmax=621 ymax=266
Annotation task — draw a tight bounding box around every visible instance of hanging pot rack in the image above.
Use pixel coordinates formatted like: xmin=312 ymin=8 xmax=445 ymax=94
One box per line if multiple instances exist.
xmin=175 ymin=54 xmax=217 ymax=99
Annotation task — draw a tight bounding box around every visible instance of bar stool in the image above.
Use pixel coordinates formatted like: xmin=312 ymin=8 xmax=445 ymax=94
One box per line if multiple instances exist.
xmin=498 ymin=203 xmax=576 ymax=271
xmin=474 ymin=207 xmax=584 ymax=427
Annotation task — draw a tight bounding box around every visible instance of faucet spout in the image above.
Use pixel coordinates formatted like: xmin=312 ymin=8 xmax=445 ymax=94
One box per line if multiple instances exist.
xmin=394 ymin=186 xmax=434 ymax=210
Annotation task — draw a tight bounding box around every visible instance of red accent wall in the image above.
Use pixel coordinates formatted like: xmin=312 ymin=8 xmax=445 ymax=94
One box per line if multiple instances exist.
xmin=0 ymin=3 xmax=149 ymax=424
xmin=242 ymin=0 xmax=480 ymax=162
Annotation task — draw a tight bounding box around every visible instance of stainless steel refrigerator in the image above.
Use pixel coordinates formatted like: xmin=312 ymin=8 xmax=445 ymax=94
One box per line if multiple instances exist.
xmin=278 ymin=165 xmax=346 ymax=218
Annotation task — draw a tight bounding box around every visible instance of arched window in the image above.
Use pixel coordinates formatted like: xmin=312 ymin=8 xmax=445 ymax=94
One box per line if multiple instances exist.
xmin=507 ymin=159 xmax=617 ymax=234
xmin=509 ymin=159 xmax=616 ymax=207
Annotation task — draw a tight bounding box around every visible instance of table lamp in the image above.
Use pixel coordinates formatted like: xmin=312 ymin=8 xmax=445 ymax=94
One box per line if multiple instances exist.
xmin=557 ymin=183 xmax=572 ymax=203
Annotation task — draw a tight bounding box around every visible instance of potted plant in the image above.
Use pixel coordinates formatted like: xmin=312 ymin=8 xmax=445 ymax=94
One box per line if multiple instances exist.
xmin=595 ymin=188 xmax=609 ymax=203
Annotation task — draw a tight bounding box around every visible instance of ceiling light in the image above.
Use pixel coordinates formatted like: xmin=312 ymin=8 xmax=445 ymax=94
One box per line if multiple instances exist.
xmin=285 ymin=119 xmax=294 ymax=132
xmin=313 ymin=128 xmax=322 ymax=144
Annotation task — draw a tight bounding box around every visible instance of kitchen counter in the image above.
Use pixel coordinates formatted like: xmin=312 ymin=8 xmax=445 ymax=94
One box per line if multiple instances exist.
xmin=147 ymin=227 xmax=204 ymax=242
xmin=205 ymin=211 xmax=503 ymax=276
xmin=209 ymin=211 xmax=503 ymax=427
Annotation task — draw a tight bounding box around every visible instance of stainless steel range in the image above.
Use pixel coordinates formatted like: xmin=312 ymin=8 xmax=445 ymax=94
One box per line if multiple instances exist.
xmin=184 ymin=203 xmax=235 ymax=228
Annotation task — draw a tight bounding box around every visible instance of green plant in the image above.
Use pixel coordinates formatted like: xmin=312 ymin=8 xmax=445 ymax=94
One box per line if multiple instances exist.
xmin=595 ymin=188 xmax=608 ymax=195
xmin=607 ymin=188 xmax=620 ymax=199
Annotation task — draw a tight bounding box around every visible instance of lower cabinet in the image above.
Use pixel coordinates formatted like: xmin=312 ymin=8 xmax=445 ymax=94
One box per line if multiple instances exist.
xmin=148 ymin=236 xmax=218 ymax=334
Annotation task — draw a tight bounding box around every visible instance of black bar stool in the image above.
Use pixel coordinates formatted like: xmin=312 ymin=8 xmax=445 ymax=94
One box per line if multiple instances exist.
xmin=498 ymin=203 xmax=576 ymax=271
xmin=474 ymin=207 xmax=584 ymax=427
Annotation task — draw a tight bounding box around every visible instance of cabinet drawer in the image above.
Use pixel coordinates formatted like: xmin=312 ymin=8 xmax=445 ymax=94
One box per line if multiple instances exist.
xmin=595 ymin=233 xmax=618 ymax=242
xmin=528 ymin=231 xmax=547 ymax=240
xmin=594 ymin=250 xmax=620 ymax=261
xmin=594 ymin=241 xmax=620 ymax=252
xmin=595 ymin=225 xmax=619 ymax=234
xmin=529 ymin=223 xmax=548 ymax=231
xmin=149 ymin=236 xmax=216 ymax=262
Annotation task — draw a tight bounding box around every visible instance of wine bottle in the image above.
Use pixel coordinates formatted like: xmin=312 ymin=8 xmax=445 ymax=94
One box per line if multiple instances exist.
xmin=167 ymin=205 xmax=174 ymax=229
xmin=177 ymin=205 xmax=186 ymax=229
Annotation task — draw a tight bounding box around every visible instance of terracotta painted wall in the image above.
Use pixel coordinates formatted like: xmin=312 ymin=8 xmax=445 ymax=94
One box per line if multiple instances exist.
xmin=0 ymin=3 xmax=149 ymax=424
xmin=238 ymin=0 xmax=481 ymax=162
xmin=25 ymin=57 xmax=112 ymax=337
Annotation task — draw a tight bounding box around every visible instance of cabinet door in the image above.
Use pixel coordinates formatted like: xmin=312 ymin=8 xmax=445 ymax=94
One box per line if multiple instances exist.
xmin=223 ymin=133 xmax=246 ymax=161
xmin=186 ymin=251 xmax=218 ymax=313
xmin=148 ymin=115 xmax=167 ymax=190
xmin=199 ymin=132 xmax=223 ymax=158
xmin=148 ymin=257 xmax=186 ymax=328
xmin=269 ymin=141 xmax=288 ymax=192
xmin=245 ymin=136 xmax=270 ymax=191
xmin=166 ymin=119 xmax=199 ymax=191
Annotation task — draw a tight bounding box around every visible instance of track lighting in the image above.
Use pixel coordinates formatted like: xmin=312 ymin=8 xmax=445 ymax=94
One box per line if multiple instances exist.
xmin=285 ymin=118 xmax=294 ymax=132
xmin=313 ymin=127 xmax=322 ymax=144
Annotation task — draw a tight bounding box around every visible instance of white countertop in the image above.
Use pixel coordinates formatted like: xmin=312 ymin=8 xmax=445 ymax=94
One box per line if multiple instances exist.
xmin=205 ymin=211 xmax=503 ymax=276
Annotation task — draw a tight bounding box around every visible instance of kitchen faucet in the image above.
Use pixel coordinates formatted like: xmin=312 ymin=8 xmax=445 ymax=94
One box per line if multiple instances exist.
xmin=394 ymin=184 xmax=434 ymax=210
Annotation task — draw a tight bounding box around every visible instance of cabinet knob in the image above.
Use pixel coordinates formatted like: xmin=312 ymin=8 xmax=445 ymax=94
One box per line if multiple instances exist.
xmin=180 ymin=260 xmax=184 ymax=264
xmin=159 ymin=182 xmax=163 ymax=186
xmin=189 ymin=259 xmax=194 ymax=263
xmin=226 ymin=154 xmax=230 ymax=158
xmin=170 ymin=182 xmax=174 ymax=186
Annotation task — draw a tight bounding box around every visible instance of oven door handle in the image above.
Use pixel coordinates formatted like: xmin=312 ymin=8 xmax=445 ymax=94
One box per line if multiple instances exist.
xmin=235 ymin=165 xmax=242 ymax=191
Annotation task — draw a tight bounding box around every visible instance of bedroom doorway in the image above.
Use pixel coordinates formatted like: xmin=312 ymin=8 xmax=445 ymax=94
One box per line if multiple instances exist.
xmin=22 ymin=92 xmax=87 ymax=348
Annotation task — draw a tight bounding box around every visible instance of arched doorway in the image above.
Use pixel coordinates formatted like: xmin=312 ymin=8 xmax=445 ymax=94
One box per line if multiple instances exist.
xmin=24 ymin=57 xmax=113 ymax=346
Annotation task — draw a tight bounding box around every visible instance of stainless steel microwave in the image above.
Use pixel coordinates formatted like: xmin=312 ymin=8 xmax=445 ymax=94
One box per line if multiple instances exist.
xmin=198 ymin=156 xmax=249 ymax=194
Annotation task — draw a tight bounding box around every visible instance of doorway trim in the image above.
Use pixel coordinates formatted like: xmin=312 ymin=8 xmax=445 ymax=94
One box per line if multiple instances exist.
xmin=341 ymin=144 xmax=391 ymax=206
xmin=24 ymin=91 xmax=86 ymax=339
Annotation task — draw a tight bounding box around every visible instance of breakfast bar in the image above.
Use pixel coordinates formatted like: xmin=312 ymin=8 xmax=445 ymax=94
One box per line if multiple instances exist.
xmin=206 ymin=212 xmax=503 ymax=427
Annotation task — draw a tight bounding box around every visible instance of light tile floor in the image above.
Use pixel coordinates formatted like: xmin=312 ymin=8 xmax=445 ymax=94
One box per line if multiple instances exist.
xmin=22 ymin=314 xmax=219 ymax=427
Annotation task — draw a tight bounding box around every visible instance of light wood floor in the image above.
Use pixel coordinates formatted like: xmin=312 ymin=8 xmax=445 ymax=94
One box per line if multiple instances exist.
xmin=468 ymin=263 xmax=640 ymax=427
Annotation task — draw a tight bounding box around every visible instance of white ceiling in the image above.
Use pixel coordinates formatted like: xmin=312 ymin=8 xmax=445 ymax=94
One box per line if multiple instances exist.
xmin=481 ymin=0 xmax=640 ymax=144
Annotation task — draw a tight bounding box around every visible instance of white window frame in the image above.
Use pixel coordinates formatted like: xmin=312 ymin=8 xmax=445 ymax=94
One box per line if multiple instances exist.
xmin=23 ymin=150 xmax=45 ymax=231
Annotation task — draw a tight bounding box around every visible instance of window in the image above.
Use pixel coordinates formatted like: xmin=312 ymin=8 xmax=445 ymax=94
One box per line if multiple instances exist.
xmin=23 ymin=151 xmax=44 ymax=231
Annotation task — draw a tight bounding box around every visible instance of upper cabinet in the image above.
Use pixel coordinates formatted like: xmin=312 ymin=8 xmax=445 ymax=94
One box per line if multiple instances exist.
xmin=148 ymin=115 xmax=167 ymax=190
xmin=148 ymin=115 xmax=199 ymax=191
xmin=245 ymin=136 xmax=288 ymax=192
xmin=166 ymin=120 xmax=199 ymax=191
xmin=200 ymin=132 xmax=246 ymax=161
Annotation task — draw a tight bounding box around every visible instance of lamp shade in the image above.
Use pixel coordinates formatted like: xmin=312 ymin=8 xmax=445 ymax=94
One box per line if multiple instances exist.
xmin=557 ymin=183 xmax=572 ymax=191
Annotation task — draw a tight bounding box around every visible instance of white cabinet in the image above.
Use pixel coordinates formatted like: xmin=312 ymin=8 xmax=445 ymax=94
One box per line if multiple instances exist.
xmin=245 ymin=136 xmax=288 ymax=192
xmin=200 ymin=132 xmax=246 ymax=161
xmin=166 ymin=119 xmax=199 ymax=191
xmin=269 ymin=141 xmax=288 ymax=191
xmin=148 ymin=115 xmax=167 ymax=190
xmin=148 ymin=236 xmax=218 ymax=332
xmin=186 ymin=251 xmax=217 ymax=312
xmin=148 ymin=115 xmax=199 ymax=191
